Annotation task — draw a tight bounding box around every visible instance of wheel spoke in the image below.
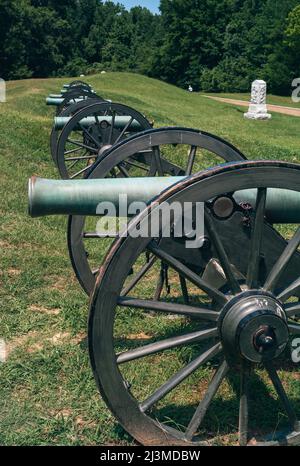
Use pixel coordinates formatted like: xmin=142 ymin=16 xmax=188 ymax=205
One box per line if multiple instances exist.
xmin=154 ymin=265 xmax=165 ymax=300
xmin=179 ymin=275 xmax=189 ymax=304
xmin=185 ymin=360 xmax=229 ymax=440
xmin=285 ymin=302 xmax=300 ymax=318
xmin=117 ymin=296 xmax=219 ymax=321
xmin=160 ymin=157 xmax=185 ymax=176
xmin=186 ymin=146 xmax=197 ymax=175
xmin=117 ymin=163 xmax=130 ymax=178
xmin=64 ymin=147 xmax=84 ymax=156
xmin=246 ymin=188 xmax=267 ymax=289
xmin=239 ymin=362 xmax=251 ymax=446
xmin=205 ymin=208 xmax=241 ymax=294
xmin=123 ymin=159 xmax=149 ymax=171
xmin=277 ymin=277 xmax=300 ymax=302
xmin=288 ymin=323 xmax=300 ymax=334
xmin=148 ymin=242 xmax=227 ymax=306
xmin=114 ymin=116 xmax=134 ymax=144
xmin=264 ymin=227 xmax=300 ymax=293
xmin=140 ymin=342 xmax=222 ymax=412
xmin=66 ymin=158 xmax=81 ymax=170
xmin=121 ymin=256 xmax=157 ymax=296
xmin=70 ymin=163 xmax=93 ymax=179
xmin=109 ymin=110 xmax=116 ymax=144
xmin=117 ymin=328 xmax=218 ymax=365
xmin=67 ymin=138 xmax=98 ymax=153
xmin=65 ymin=154 xmax=95 ymax=161
xmin=265 ymin=361 xmax=299 ymax=430
xmin=153 ymin=146 xmax=164 ymax=176
xmin=79 ymin=122 xmax=101 ymax=149
xmin=94 ymin=114 xmax=101 ymax=127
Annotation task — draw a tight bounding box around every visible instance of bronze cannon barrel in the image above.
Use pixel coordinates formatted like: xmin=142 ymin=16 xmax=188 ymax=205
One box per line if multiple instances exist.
xmin=29 ymin=176 xmax=300 ymax=223
xmin=53 ymin=115 xmax=144 ymax=131
xmin=46 ymin=97 xmax=84 ymax=106
xmin=54 ymin=115 xmax=143 ymax=132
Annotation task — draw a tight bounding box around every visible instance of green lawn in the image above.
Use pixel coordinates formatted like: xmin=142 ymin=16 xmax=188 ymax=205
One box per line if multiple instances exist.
xmin=0 ymin=72 xmax=300 ymax=445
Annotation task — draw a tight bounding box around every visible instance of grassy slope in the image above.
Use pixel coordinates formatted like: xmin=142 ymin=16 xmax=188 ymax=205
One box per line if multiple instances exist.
xmin=0 ymin=72 xmax=300 ymax=445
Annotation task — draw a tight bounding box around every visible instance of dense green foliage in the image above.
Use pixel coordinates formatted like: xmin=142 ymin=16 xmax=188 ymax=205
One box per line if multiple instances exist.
xmin=0 ymin=0 xmax=300 ymax=94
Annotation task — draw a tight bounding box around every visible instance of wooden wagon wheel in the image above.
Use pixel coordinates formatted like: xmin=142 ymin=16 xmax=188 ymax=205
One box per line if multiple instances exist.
xmin=56 ymin=102 xmax=153 ymax=179
xmin=89 ymin=161 xmax=300 ymax=446
xmin=50 ymin=98 xmax=104 ymax=165
xmin=67 ymin=127 xmax=246 ymax=295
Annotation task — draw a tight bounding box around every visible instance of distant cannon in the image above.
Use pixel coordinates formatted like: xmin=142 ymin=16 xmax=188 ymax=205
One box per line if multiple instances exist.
xmin=53 ymin=102 xmax=153 ymax=179
xmin=47 ymin=82 xmax=153 ymax=177
xmin=46 ymin=80 xmax=101 ymax=116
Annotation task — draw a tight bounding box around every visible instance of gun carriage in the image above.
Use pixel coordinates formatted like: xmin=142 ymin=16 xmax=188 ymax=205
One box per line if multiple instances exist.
xmin=29 ymin=124 xmax=300 ymax=446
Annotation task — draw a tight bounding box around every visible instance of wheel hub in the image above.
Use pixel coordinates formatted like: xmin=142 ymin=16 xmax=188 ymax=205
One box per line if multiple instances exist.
xmin=219 ymin=291 xmax=289 ymax=363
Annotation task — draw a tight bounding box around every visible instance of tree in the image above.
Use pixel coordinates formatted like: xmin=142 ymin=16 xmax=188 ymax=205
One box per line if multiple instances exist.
xmin=1 ymin=0 xmax=300 ymax=95
xmin=199 ymin=0 xmax=300 ymax=93
xmin=152 ymin=0 xmax=234 ymax=89
xmin=101 ymin=9 xmax=134 ymax=71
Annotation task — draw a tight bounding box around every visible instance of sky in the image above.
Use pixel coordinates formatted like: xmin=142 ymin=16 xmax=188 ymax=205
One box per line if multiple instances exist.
xmin=110 ymin=1 xmax=160 ymax=14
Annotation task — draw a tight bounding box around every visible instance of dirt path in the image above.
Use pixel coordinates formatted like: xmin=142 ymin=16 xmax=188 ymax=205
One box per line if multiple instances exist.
xmin=205 ymin=95 xmax=300 ymax=117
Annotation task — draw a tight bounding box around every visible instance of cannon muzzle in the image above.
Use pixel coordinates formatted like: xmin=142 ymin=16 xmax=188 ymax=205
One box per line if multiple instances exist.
xmin=29 ymin=176 xmax=300 ymax=223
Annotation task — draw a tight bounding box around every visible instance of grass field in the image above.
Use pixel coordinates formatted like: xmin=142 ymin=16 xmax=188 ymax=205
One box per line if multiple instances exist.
xmin=0 ymin=72 xmax=300 ymax=446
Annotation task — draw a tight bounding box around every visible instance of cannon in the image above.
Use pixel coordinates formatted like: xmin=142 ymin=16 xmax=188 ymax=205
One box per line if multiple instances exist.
xmin=47 ymin=81 xmax=102 ymax=116
xmin=53 ymin=89 xmax=103 ymax=116
xmin=54 ymin=101 xmax=153 ymax=179
xmin=46 ymin=90 xmax=97 ymax=106
xmin=47 ymin=87 xmax=154 ymax=177
xmin=29 ymin=128 xmax=300 ymax=445
xmin=48 ymin=85 xmax=96 ymax=100
xmin=63 ymin=80 xmax=92 ymax=90
xmin=47 ymin=80 xmax=94 ymax=101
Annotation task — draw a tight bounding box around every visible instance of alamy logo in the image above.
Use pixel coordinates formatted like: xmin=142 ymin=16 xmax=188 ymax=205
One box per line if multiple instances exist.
xmin=291 ymin=78 xmax=300 ymax=103
xmin=291 ymin=337 xmax=300 ymax=363
xmin=0 ymin=78 xmax=6 ymax=103
xmin=96 ymin=196 xmax=205 ymax=248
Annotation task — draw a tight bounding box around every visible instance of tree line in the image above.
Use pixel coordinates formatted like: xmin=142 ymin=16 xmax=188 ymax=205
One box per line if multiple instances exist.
xmin=1 ymin=0 xmax=300 ymax=94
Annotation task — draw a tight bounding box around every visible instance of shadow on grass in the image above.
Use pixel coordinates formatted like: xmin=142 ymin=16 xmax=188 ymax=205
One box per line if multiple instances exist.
xmin=109 ymin=362 xmax=300 ymax=445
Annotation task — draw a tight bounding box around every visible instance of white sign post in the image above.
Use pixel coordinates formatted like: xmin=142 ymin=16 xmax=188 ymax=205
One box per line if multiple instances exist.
xmin=244 ymin=80 xmax=271 ymax=120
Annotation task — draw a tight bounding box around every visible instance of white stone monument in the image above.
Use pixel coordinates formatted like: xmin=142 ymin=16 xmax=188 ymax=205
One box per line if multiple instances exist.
xmin=244 ymin=80 xmax=271 ymax=120
xmin=0 ymin=78 xmax=6 ymax=103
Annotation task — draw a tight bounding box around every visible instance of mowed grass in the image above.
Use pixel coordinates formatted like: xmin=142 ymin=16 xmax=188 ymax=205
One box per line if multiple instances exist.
xmin=0 ymin=72 xmax=300 ymax=445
